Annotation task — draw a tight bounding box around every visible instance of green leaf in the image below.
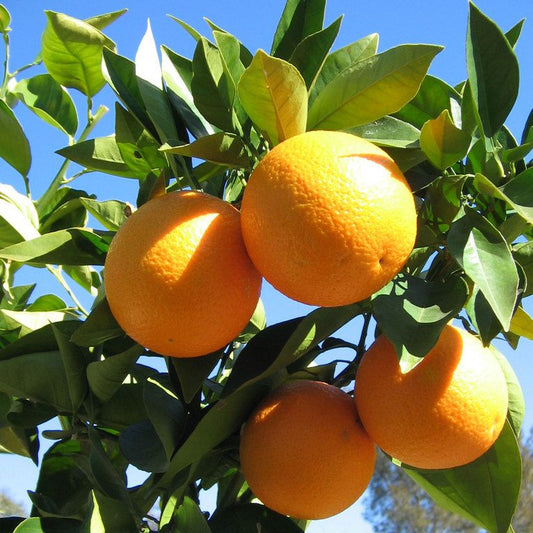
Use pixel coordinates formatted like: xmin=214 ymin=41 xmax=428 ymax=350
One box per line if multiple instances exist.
xmin=84 ymin=9 xmax=128 ymax=31
xmin=170 ymin=496 xmax=211 ymax=533
xmin=14 ymin=75 xmax=78 ymax=136
xmin=0 ymin=425 xmax=35 ymax=459
xmin=0 ymin=350 xmax=72 ymax=411
xmin=310 ymin=33 xmax=379 ymax=103
xmin=42 ymin=11 xmax=116 ymax=97
xmin=448 ymin=209 xmax=519 ymax=331
xmin=57 ymin=136 xmax=137 ymax=178
xmin=224 ymin=303 xmax=363 ymax=396
xmin=1 ymin=308 xmax=77 ymax=337
xmin=210 ymin=503 xmax=304 ymax=533
xmin=489 ymin=345 xmax=525 ymax=437
xmin=0 ymin=184 xmax=39 ymax=248
xmin=237 ymin=298 xmax=267 ymax=342
xmin=271 ymin=0 xmax=326 ymax=60
xmin=465 ymin=286 xmax=504 ymax=345
xmin=170 ymin=350 xmax=222 ymax=404
xmin=13 ymin=517 xmax=83 ymax=532
xmin=0 ymin=4 xmax=11 ymax=33
xmin=191 ymin=37 xmax=234 ymax=132
xmin=144 ymin=375 xmax=187 ymax=460
xmin=161 ymin=133 xmax=250 ymax=168
xmin=70 ymin=299 xmax=125 ymax=347
xmin=89 ymin=490 xmax=139 ymax=533
xmin=509 ymin=306 xmax=533 ymax=340
xmin=0 ymin=100 xmax=31 ymax=177
xmin=135 ymin=21 xmax=179 ymax=143
xmin=102 ymin=49 xmax=155 ymax=137
xmin=347 ymin=116 xmax=420 ymax=148
xmin=0 ymin=228 xmax=110 ymax=266
xmin=119 ymin=419 xmax=168 ymax=472
xmin=505 ymin=19 xmax=525 ymax=49
xmin=52 ymin=324 xmax=87 ymax=411
xmin=288 ymin=16 xmax=342 ymax=90
xmin=167 ymin=15 xmax=203 ymax=43
xmin=87 ymin=345 xmax=143 ymax=403
xmin=79 ymin=197 xmax=129 ymax=232
xmin=238 ymin=49 xmax=307 ymax=146
xmin=394 ymin=75 xmax=462 ymax=130
xmin=405 ymin=421 xmax=521 ymax=533
xmin=372 ymin=274 xmax=468 ymax=369
xmin=161 ymin=45 xmax=214 ymax=139
xmin=466 ymin=2 xmax=519 ymax=137
xmin=308 ymin=44 xmax=443 ymax=130
xmin=420 ymin=110 xmax=471 ymax=170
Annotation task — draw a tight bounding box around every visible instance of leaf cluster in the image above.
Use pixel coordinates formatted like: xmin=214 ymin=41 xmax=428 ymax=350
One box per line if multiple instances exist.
xmin=0 ymin=1 xmax=531 ymax=532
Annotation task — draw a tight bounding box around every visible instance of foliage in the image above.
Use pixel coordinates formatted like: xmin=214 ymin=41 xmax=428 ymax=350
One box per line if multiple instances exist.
xmin=0 ymin=0 xmax=531 ymax=531
xmin=363 ymin=426 xmax=533 ymax=533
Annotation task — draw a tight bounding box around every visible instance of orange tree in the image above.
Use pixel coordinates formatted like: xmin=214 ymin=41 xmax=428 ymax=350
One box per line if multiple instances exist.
xmin=0 ymin=0 xmax=531 ymax=531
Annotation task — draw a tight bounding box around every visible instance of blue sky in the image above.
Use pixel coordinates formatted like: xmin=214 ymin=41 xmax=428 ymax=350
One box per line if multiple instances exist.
xmin=1 ymin=1 xmax=533 ymax=531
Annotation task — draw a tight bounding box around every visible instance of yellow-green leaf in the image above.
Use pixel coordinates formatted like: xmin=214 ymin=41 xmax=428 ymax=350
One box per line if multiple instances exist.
xmin=41 ymin=11 xmax=116 ymax=97
xmin=238 ymin=49 xmax=307 ymax=146
xmin=509 ymin=306 xmax=533 ymax=339
xmin=420 ymin=109 xmax=471 ymax=170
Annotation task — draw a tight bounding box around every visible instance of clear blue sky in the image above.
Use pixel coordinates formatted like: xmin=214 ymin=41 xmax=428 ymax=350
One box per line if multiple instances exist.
xmin=1 ymin=1 xmax=533 ymax=531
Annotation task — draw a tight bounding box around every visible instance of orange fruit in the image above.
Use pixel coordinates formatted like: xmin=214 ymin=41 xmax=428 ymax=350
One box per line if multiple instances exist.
xmin=104 ymin=190 xmax=262 ymax=358
xmin=240 ymin=130 xmax=417 ymax=307
xmin=354 ymin=324 xmax=508 ymax=469
xmin=239 ymin=380 xmax=376 ymax=519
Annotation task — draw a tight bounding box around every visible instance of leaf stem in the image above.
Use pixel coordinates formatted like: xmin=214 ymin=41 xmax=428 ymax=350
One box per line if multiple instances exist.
xmin=1 ymin=31 xmax=9 ymax=98
xmin=46 ymin=264 xmax=89 ymax=316
xmin=36 ymin=104 xmax=108 ymax=215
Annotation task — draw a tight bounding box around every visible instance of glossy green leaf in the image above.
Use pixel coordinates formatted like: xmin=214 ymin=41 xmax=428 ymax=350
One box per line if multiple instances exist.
xmin=42 ymin=11 xmax=116 ymax=97
xmin=210 ymin=503 xmax=304 ymax=533
xmin=308 ymin=44 xmax=443 ymax=130
xmin=420 ymin=110 xmax=471 ymax=169
xmin=288 ymin=15 xmax=342 ymax=90
xmin=52 ymin=324 xmax=88 ymax=410
xmin=490 ymin=345 xmax=525 ymax=437
xmin=144 ymin=375 xmax=187 ymax=460
xmin=237 ymin=298 xmax=267 ymax=342
xmin=89 ymin=490 xmax=139 ymax=533
xmin=310 ymin=33 xmax=378 ymax=103
xmin=466 ymin=2 xmax=519 ymax=136
xmin=167 ymin=15 xmax=203 ymax=42
xmin=394 ymin=75 xmax=462 ymax=130
xmin=405 ymin=421 xmax=521 ymax=533
xmin=70 ymin=299 xmax=125 ymax=347
xmin=170 ymin=350 xmax=222 ymax=404
xmin=14 ymin=74 xmax=78 ymax=136
xmin=505 ymin=19 xmax=525 ymax=48
xmin=372 ymin=274 xmax=468 ymax=369
xmin=0 ymin=100 xmax=31 ymax=177
xmin=0 ymin=184 xmax=39 ymax=248
xmin=114 ymin=103 xmax=168 ymax=177
xmin=0 ymin=425 xmax=34 ymax=458
xmin=0 ymin=4 xmax=10 ymax=33
xmin=172 ymin=496 xmax=211 ymax=533
xmin=271 ymin=0 xmax=326 ymax=60
xmin=162 ymin=45 xmax=214 ymax=139
xmin=448 ymin=209 xmax=519 ymax=330
xmin=79 ymin=197 xmax=129 ymax=232
xmin=0 ymin=350 xmax=72 ymax=411
xmin=238 ymin=49 xmax=307 ymax=145
xmin=87 ymin=346 xmax=143 ymax=403
xmin=0 ymin=228 xmax=110 ymax=266
xmin=13 ymin=517 xmax=83 ymax=532
xmin=509 ymin=306 xmax=533 ymax=340
xmin=465 ymin=286 xmax=503 ymax=345
xmin=1 ymin=308 xmax=77 ymax=337
xmin=191 ymin=37 xmax=234 ymax=131
xmin=57 ymin=136 xmax=138 ymax=178
xmin=119 ymin=419 xmax=168 ymax=472
xmin=84 ymin=9 xmax=127 ymax=31
xmin=161 ymin=133 xmax=250 ymax=168
xmin=347 ymin=116 xmax=420 ymax=148
xmin=135 ymin=21 xmax=179 ymax=143
xmin=102 ymin=49 xmax=155 ymax=137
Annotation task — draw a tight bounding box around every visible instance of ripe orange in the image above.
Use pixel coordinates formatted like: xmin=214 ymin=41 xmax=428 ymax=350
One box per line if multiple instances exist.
xmin=104 ymin=190 xmax=262 ymax=358
xmin=239 ymin=380 xmax=376 ymax=520
xmin=354 ymin=324 xmax=508 ymax=469
xmin=240 ymin=130 xmax=417 ymax=307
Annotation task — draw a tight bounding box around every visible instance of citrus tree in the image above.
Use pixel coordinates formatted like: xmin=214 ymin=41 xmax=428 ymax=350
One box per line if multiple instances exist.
xmin=0 ymin=0 xmax=531 ymax=531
